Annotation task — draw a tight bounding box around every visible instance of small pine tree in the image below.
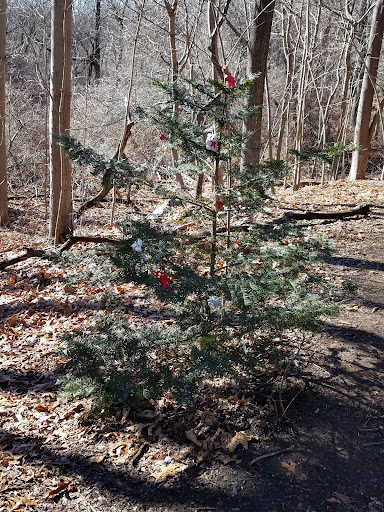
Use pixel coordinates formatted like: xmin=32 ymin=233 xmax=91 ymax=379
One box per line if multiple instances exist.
xmin=58 ymin=76 xmax=339 ymax=406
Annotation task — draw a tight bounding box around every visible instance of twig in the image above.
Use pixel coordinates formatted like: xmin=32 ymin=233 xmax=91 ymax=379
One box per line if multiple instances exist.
xmin=58 ymin=235 xmax=123 ymax=252
xmin=249 ymin=447 xmax=292 ymax=466
xmin=363 ymin=441 xmax=384 ymax=447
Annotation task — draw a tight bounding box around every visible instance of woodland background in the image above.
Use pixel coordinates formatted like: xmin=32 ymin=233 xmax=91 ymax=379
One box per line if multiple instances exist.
xmin=1 ymin=0 xmax=384 ymax=238
xmin=1 ymin=2 xmax=384 ymax=511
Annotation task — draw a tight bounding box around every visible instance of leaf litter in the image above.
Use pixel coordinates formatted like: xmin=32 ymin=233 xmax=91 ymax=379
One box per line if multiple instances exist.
xmin=1 ymin=181 xmax=384 ymax=510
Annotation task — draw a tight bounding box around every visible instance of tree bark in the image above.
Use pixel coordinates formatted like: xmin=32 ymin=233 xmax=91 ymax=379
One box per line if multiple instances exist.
xmin=164 ymin=0 xmax=185 ymax=188
xmin=0 ymin=0 xmax=8 ymax=226
xmin=350 ymin=0 xmax=384 ymax=181
xmin=89 ymin=0 xmax=101 ymax=81
xmin=242 ymin=0 xmax=275 ymax=168
xmin=49 ymin=0 xmax=73 ymax=244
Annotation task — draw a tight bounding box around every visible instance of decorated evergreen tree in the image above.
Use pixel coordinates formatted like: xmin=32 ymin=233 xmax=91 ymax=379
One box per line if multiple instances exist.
xmin=58 ymin=74 xmax=339 ymax=407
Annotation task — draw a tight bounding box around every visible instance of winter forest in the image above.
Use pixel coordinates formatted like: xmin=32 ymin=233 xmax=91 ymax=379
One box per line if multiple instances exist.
xmin=0 ymin=0 xmax=384 ymax=232
xmin=1 ymin=1 xmax=384 ymax=511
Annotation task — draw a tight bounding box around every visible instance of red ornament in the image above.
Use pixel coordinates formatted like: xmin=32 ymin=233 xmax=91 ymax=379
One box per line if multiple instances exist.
xmin=160 ymin=134 xmax=165 ymax=140
xmin=216 ymin=199 xmax=224 ymax=210
xmin=153 ymin=269 xmax=173 ymax=289
xmin=222 ymin=65 xmax=236 ymax=88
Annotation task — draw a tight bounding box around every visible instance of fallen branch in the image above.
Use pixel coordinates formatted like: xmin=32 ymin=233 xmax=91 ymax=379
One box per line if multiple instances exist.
xmin=73 ymin=118 xmax=135 ymax=221
xmin=0 ymin=235 xmax=123 ymax=271
xmin=284 ymin=204 xmax=370 ymax=220
xmin=249 ymin=447 xmax=292 ymax=466
xmin=0 ymin=248 xmax=47 ymax=271
xmin=58 ymin=235 xmax=122 ymax=252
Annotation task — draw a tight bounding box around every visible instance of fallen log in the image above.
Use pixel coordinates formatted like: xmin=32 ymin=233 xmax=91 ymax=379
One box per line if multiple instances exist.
xmin=0 ymin=248 xmax=47 ymax=271
xmin=0 ymin=236 xmax=122 ymax=271
xmin=284 ymin=204 xmax=370 ymax=220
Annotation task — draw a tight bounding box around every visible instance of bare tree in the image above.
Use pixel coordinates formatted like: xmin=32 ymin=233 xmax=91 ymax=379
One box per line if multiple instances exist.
xmin=49 ymin=0 xmax=73 ymax=243
xmin=0 ymin=0 xmax=7 ymax=226
xmin=242 ymin=0 xmax=275 ymax=169
xmin=89 ymin=0 xmax=101 ymax=81
xmin=350 ymin=0 xmax=384 ymax=180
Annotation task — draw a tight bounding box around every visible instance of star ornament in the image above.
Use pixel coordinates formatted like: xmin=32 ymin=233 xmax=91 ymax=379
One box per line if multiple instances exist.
xmin=131 ymin=238 xmax=143 ymax=252
xmin=207 ymin=295 xmax=222 ymax=310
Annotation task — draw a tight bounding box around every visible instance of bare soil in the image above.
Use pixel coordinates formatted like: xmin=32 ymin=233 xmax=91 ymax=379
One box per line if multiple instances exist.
xmin=1 ymin=181 xmax=384 ymax=512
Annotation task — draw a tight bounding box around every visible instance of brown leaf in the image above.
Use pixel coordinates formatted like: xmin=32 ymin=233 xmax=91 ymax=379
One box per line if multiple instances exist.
xmin=9 ymin=497 xmax=38 ymax=511
xmin=62 ymin=402 xmax=89 ymax=419
xmin=327 ymin=493 xmax=352 ymax=505
xmin=334 ymin=493 xmax=352 ymax=505
xmin=45 ymin=481 xmax=70 ymax=499
xmin=227 ymin=431 xmax=249 ymax=453
xmin=185 ymin=429 xmax=202 ymax=447
xmin=152 ymin=461 xmax=187 ymax=482
xmin=281 ymin=460 xmax=296 ymax=474
xmin=214 ymin=453 xmax=240 ymax=465
xmin=90 ymin=452 xmax=107 ymax=463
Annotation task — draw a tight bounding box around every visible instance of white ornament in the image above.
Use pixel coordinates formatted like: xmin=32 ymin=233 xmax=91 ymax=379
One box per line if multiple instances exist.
xmin=131 ymin=238 xmax=143 ymax=252
xmin=207 ymin=295 xmax=222 ymax=310
xmin=148 ymin=200 xmax=171 ymax=219
xmin=206 ymin=133 xmax=218 ymax=152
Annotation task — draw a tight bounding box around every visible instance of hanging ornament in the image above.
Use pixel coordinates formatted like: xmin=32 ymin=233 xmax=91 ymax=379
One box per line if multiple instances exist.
xmin=216 ymin=199 xmax=224 ymax=211
xmin=153 ymin=269 xmax=173 ymax=289
xmin=222 ymin=65 xmax=236 ymax=88
xmin=160 ymin=134 xmax=165 ymax=141
xmin=206 ymin=133 xmax=218 ymax=152
xmin=131 ymin=238 xmax=143 ymax=252
xmin=207 ymin=295 xmax=222 ymax=310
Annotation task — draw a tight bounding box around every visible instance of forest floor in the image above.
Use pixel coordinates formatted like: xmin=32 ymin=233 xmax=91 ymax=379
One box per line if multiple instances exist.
xmin=1 ymin=180 xmax=384 ymax=512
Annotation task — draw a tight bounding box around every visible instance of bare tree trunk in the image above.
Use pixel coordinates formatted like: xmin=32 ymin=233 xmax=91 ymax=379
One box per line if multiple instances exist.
xmin=276 ymin=4 xmax=293 ymax=161
xmin=49 ymin=0 xmax=73 ymax=244
xmin=92 ymin=0 xmax=101 ymax=81
xmin=350 ymin=0 xmax=384 ymax=181
xmin=242 ymin=0 xmax=275 ymax=169
xmin=331 ymin=28 xmax=354 ymax=180
xmin=165 ymin=0 xmax=185 ymax=188
xmin=0 ymin=0 xmax=7 ymax=226
xmin=292 ymin=0 xmax=321 ymax=191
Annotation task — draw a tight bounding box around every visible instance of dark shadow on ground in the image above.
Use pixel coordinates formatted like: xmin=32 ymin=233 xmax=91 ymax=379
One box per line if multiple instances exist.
xmin=324 ymin=255 xmax=384 ymax=271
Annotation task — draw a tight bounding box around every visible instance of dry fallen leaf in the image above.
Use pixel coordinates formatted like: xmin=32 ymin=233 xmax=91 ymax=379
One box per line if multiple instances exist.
xmin=8 ymin=496 xmax=38 ymax=511
xmin=327 ymin=493 xmax=352 ymax=505
xmin=227 ymin=431 xmax=249 ymax=453
xmin=152 ymin=461 xmax=187 ymax=482
xmin=45 ymin=481 xmax=71 ymax=500
xmin=90 ymin=452 xmax=108 ymax=463
xmin=214 ymin=453 xmax=241 ymax=465
xmin=185 ymin=429 xmax=202 ymax=447
xmin=281 ymin=460 xmax=296 ymax=474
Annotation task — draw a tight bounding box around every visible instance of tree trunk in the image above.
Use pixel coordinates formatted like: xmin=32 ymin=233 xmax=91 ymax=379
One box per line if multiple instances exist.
xmin=242 ymin=0 xmax=275 ymax=168
xmin=276 ymin=4 xmax=293 ymax=162
xmin=89 ymin=0 xmax=101 ymax=81
xmin=350 ymin=0 xmax=384 ymax=181
xmin=0 ymin=0 xmax=7 ymax=226
xmin=49 ymin=0 xmax=73 ymax=244
xmin=164 ymin=0 xmax=185 ymax=188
